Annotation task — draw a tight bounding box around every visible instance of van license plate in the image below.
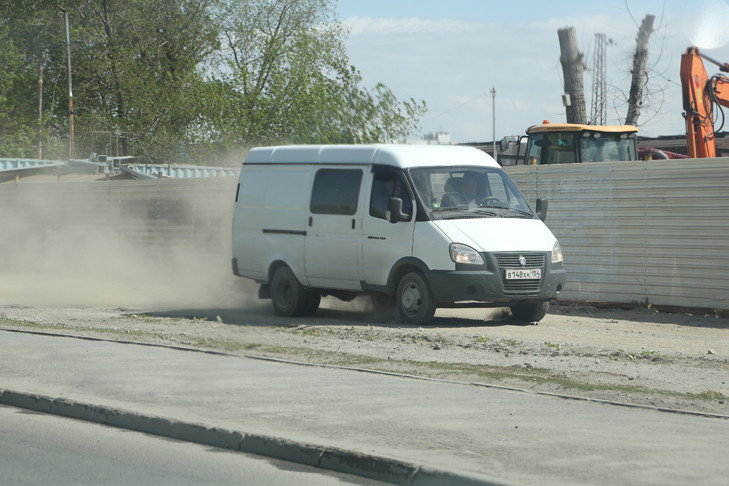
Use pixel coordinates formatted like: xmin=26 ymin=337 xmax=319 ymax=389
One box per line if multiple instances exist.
xmin=506 ymin=268 xmax=541 ymax=280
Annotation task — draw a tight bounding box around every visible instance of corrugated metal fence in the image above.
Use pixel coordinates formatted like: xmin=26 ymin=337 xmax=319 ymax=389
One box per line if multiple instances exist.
xmin=505 ymin=157 xmax=729 ymax=311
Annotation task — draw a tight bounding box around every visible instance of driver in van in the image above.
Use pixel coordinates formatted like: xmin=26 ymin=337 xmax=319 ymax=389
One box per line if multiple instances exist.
xmin=371 ymin=175 xmax=410 ymax=220
xmin=441 ymin=171 xmax=481 ymax=207
xmin=460 ymin=172 xmax=479 ymax=205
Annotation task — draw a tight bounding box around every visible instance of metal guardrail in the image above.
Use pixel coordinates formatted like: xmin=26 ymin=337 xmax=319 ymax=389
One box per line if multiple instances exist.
xmin=121 ymin=164 xmax=238 ymax=180
xmin=0 ymin=157 xmax=239 ymax=181
xmin=0 ymin=158 xmax=64 ymax=170
xmin=0 ymin=158 xmax=65 ymax=179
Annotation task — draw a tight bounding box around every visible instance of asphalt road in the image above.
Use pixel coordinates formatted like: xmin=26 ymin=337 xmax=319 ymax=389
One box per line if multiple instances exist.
xmin=0 ymin=404 xmax=386 ymax=486
xmin=2 ymin=329 xmax=729 ymax=485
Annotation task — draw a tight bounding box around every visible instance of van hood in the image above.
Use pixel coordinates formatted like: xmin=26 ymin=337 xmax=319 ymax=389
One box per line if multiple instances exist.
xmin=433 ymin=218 xmax=557 ymax=252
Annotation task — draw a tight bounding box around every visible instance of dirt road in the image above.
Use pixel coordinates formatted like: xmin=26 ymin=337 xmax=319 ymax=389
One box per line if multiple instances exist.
xmin=2 ymin=288 xmax=727 ymax=417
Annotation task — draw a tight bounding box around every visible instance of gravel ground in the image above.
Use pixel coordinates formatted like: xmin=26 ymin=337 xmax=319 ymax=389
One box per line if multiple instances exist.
xmin=2 ymin=285 xmax=728 ymax=417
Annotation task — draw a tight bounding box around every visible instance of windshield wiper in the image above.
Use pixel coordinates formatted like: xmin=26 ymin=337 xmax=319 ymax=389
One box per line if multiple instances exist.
xmin=432 ymin=207 xmax=472 ymax=213
xmin=470 ymin=209 xmax=499 ymax=217
xmin=432 ymin=207 xmax=499 ymax=219
xmin=505 ymin=208 xmax=535 ymax=218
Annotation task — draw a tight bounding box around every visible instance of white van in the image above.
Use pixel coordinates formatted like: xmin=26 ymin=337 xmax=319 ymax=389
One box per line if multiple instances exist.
xmin=232 ymin=144 xmax=565 ymax=325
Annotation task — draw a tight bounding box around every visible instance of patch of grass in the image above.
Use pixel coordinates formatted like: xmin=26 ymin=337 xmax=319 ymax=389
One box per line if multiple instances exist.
xmin=0 ymin=316 xmax=48 ymax=328
xmin=608 ymin=349 xmax=665 ymax=363
xmin=288 ymin=327 xmax=322 ymax=337
xmin=474 ymin=336 xmax=490 ymax=343
xmin=693 ymin=390 xmax=726 ymax=402
xmin=248 ymin=345 xmax=729 ymax=409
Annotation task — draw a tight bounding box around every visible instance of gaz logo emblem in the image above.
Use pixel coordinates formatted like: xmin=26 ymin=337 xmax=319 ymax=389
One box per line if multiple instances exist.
xmin=519 ymin=255 xmax=527 ymax=267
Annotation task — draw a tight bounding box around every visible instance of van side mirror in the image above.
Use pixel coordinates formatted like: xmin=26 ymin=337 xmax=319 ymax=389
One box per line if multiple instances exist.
xmin=535 ymin=198 xmax=548 ymax=221
xmin=387 ymin=197 xmax=408 ymax=223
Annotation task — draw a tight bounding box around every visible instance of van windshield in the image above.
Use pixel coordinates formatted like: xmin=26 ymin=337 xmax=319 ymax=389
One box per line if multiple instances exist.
xmin=408 ymin=166 xmax=535 ymax=220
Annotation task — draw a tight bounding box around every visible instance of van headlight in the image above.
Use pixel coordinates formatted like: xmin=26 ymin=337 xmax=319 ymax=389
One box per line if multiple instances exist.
xmin=552 ymin=241 xmax=564 ymax=264
xmin=450 ymin=243 xmax=484 ymax=265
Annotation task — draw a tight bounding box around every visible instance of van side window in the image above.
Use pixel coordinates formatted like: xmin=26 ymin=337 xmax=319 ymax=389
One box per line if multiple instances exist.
xmin=369 ymin=169 xmax=412 ymax=220
xmin=310 ymin=169 xmax=363 ymax=215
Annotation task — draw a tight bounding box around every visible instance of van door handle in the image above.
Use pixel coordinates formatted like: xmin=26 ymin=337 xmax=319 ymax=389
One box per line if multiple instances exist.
xmin=352 ymin=219 xmax=356 ymax=229
xmin=309 ymin=216 xmax=313 ymax=227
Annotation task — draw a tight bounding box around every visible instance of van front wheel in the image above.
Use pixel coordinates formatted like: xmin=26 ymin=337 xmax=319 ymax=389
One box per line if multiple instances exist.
xmin=396 ymin=272 xmax=436 ymax=325
xmin=510 ymin=301 xmax=549 ymax=323
xmin=271 ymin=266 xmax=308 ymax=317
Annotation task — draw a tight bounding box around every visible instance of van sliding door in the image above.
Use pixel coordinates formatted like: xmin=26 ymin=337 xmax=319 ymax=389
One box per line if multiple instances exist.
xmin=306 ymin=167 xmax=365 ymax=290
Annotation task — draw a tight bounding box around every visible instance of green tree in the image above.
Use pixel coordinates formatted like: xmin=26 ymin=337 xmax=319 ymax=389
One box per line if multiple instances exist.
xmin=298 ymin=72 xmax=427 ymax=144
xmin=69 ymin=0 xmax=221 ymax=161
xmin=215 ymin=0 xmax=350 ymax=145
xmin=0 ymin=8 xmax=61 ymax=158
xmin=0 ymin=0 xmax=427 ymax=162
xmin=0 ymin=0 xmax=222 ymax=161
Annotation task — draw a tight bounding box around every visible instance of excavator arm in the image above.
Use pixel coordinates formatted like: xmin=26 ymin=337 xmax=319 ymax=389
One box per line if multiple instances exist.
xmin=680 ymin=47 xmax=729 ymax=158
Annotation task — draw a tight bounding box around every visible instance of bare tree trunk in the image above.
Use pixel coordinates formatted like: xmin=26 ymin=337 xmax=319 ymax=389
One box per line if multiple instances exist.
xmin=625 ymin=15 xmax=655 ymax=127
xmin=558 ymin=27 xmax=587 ymax=124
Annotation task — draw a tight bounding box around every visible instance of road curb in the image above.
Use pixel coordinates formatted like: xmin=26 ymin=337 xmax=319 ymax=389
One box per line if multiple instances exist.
xmin=0 ymin=388 xmax=505 ymax=486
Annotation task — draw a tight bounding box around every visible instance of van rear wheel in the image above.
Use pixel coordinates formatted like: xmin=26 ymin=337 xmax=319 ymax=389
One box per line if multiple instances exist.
xmin=301 ymin=292 xmax=321 ymax=316
xmin=271 ymin=266 xmax=308 ymax=317
xmin=396 ymin=272 xmax=436 ymax=325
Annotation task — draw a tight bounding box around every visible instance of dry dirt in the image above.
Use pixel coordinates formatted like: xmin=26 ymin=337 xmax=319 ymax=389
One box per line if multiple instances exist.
xmin=2 ymin=276 xmax=728 ymax=417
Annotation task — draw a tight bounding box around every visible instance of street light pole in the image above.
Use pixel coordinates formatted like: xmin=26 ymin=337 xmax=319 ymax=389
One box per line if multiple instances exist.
xmin=490 ymin=87 xmax=496 ymax=163
xmin=60 ymin=7 xmax=74 ymax=159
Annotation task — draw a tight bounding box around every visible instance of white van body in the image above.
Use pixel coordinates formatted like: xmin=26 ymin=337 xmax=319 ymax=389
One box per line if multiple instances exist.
xmin=232 ymin=144 xmax=565 ymax=324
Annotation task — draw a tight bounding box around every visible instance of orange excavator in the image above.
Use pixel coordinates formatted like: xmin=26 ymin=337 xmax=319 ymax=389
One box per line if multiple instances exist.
xmin=680 ymin=47 xmax=729 ymax=158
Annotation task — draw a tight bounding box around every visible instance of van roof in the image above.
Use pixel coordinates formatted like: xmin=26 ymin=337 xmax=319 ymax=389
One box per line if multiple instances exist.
xmin=244 ymin=144 xmax=500 ymax=169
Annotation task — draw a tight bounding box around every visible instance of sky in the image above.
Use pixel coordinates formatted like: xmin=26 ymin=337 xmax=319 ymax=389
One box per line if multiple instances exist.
xmin=335 ymin=0 xmax=729 ymax=143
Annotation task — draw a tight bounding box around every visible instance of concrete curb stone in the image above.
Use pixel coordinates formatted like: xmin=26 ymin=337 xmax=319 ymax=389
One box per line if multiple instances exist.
xmin=0 ymin=388 xmax=505 ymax=486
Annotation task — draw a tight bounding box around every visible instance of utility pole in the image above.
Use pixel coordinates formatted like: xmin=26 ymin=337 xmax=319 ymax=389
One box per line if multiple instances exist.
xmin=590 ymin=33 xmax=608 ymax=125
xmin=60 ymin=7 xmax=74 ymax=159
xmin=491 ymin=87 xmax=496 ymax=162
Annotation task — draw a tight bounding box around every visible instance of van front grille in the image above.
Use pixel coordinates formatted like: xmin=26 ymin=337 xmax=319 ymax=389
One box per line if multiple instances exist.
xmin=494 ymin=252 xmax=545 ymax=294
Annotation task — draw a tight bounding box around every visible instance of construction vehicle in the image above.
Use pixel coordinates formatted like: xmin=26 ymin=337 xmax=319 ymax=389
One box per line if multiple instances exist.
xmin=500 ymin=121 xmax=639 ymax=165
xmin=680 ymin=47 xmax=729 ymax=158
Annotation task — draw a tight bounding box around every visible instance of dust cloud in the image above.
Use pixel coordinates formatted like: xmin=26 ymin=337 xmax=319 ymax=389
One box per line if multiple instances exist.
xmin=0 ymin=174 xmax=507 ymax=323
xmin=0 ymin=176 xmax=258 ymax=311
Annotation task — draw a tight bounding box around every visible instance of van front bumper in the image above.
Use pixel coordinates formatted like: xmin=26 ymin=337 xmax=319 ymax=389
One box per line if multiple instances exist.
xmin=426 ymin=265 xmax=566 ymax=305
